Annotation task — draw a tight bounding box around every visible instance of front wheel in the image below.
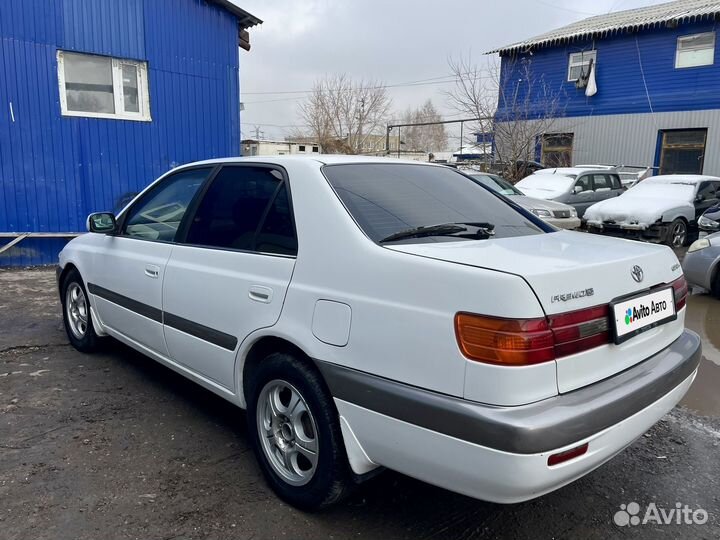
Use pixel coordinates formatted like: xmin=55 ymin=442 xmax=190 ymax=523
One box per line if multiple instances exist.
xmin=665 ymin=219 xmax=688 ymax=248
xmin=61 ymin=269 xmax=102 ymax=353
xmin=246 ymin=353 xmax=351 ymax=510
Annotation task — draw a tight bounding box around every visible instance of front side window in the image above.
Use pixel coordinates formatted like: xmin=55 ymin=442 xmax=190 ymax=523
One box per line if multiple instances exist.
xmin=568 ymin=50 xmax=596 ymax=81
xmin=323 ymin=163 xmax=545 ymax=244
xmin=57 ymin=51 xmax=151 ymax=121
xmin=697 ymin=181 xmax=718 ymax=201
xmin=574 ymin=176 xmax=592 ymax=192
xmin=676 ymin=32 xmax=715 ymax=68
xmin=122 ymin=168 xmax=212 ymax=241
xmin=185 ymin=166 xmax=297 ymax=255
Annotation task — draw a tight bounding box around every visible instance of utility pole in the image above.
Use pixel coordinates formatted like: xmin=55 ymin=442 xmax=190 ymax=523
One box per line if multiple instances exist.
xmin=356 ymin=97 xmax=365 ymax=154
xmin=252 ymin=125 xmax=264 ymax=140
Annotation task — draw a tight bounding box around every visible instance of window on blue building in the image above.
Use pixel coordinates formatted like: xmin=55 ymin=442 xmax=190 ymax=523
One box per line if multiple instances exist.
xmin=57 ymin=51 xmax=151 ymax=121
xmin=567 ymin=51 xmax=596 ymax=81
xmin=675 ymin=32 xmax=715 ymax=68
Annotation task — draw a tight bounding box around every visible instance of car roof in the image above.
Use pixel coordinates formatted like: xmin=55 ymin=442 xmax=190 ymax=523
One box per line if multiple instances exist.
xmin=643 ymin=174 xmax=720 ymax=185
xmin=183 ymin=155 xmax=439 ymax=168
xmin=533 ymin=167 xmax=614 ymax=176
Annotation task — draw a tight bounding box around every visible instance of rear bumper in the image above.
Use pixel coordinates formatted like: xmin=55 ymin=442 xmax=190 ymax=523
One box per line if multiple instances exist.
xmin=321 ymin=330 xmax=701 ymax=501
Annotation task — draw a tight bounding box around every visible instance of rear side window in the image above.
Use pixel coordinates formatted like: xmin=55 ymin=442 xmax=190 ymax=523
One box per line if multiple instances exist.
xmin=184 ymin=166 xmax=297 ymax=255
xmin=123 ymin=167 xmax=212 ymax=241
xmin=591 ymin=174 xmax=611 ymax=190
xmin=609 ymin=174 xmax=622 ymax=189
xmin=323 ymin=163 xmax=545 ymax=243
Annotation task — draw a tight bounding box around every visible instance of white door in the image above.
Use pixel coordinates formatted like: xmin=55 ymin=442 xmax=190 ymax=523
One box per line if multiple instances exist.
xmin=86 ymin=166 xmax=214 ymax=356
xmin=162 ymin=165 xmax=297 ymax=389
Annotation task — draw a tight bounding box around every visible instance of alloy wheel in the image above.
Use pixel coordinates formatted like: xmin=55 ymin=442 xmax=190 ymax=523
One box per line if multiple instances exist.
xmin=256 ymin=379 xmax=319 ymax=486
xmin=65 ymin=282 xmax=88 ymax=339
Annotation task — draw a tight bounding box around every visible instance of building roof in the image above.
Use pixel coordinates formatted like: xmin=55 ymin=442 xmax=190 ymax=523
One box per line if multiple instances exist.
xmin=209 ymin=0 xmax=262 ymax=28
xmin=490 ymin=0 xmax=720 ymax=55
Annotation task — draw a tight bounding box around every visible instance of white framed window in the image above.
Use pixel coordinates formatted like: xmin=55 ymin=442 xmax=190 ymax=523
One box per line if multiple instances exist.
xmin=57 ymin=51 xmax=151 ymax=121
xmin=675 ymin=32 xmax=715 ymax=68
xmin=567 ymin=50 xmax=596 ymax=81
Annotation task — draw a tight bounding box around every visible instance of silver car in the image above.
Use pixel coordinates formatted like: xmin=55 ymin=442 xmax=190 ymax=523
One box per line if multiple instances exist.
xmin=469 ymin=173 xmax=581 ymax=229
xmin=515 ymin=167 xmax=624 ymax=218
xmin=683 ymin=232 xmax=720 ymax=296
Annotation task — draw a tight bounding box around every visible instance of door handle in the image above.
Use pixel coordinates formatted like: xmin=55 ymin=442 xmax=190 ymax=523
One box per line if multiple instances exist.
xmin=145 ymin=264 xmax=160 ymax=278
xmin=249 ymin=285 xmax=273 ymax=303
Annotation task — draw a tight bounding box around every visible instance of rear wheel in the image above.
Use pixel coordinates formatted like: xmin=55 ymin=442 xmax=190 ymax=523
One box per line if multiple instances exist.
xmin=665 ymin=219 xmax=687 ymax=248
xmin=61 ymin=269 xmax=102 ymax=353
xmin=246 ymin=353 xmax=351 ymax=510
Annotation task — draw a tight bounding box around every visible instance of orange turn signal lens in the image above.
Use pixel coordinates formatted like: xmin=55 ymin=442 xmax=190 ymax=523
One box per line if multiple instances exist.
xmin=454 ymin=312 xmax=555 ymax=366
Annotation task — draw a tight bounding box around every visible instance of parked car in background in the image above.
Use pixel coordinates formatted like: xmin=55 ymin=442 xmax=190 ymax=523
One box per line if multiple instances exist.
xmin=57 ymin=156 xmax=698 ymax=510
xmin=515 ymin=167 xmax=624 ymax=217
xmin=698 ymin=204 xmax=720 ymax=233
xmin=468 ymin=172 xmax=580 ymax=229
xmin=584 ymin=175 xmax=720 ymax=248
xmin=683 ymin=232 xmax=720 ymax=297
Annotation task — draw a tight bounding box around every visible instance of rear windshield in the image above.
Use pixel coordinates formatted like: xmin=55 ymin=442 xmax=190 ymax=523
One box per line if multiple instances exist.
xmin=323 ymin=163 xmax=546 ymax=243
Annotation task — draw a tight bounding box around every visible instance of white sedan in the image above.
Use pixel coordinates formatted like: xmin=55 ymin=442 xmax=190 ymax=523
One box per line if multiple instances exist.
xmin=58 ymin=156 xmax=700 ymax=510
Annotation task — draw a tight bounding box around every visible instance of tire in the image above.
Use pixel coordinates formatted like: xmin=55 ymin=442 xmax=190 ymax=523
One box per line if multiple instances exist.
xmin=60 ymin=269 xmax=102 ymax=353
xmin=246 ymin=353 xmax=351 ymax=510
xmin=665 ymin=218 xmax=688 ymax=249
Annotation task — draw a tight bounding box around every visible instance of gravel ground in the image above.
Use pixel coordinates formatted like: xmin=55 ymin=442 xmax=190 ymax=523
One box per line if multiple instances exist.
xmin=1 ymin=268 xmax=718 ymax=540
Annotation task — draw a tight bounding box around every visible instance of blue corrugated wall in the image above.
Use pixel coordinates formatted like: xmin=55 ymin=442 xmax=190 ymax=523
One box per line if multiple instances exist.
xmin=496 ymin=19 xmax=720 ymax=120
xmin=0 ymin=0 xmax=241 ymax=265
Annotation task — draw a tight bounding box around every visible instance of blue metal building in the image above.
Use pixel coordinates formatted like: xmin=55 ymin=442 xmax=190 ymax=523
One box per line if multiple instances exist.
xmin=0 ymin=0 xmax=260 ymax=266
xmin=489 ymin=0 xmax=720 ymax=176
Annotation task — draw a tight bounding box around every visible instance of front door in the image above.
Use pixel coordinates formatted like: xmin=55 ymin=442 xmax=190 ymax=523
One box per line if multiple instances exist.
xmin=567 ymin=174 xmax=595 ymax=217
xmin=86 ymin=166 xmax=213 ymax=356
xmin=162 ymin=164 xmax=298 ymax=390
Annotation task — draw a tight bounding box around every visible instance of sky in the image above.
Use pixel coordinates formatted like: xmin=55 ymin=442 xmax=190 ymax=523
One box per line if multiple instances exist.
xmin=237 ymin=0 xmax=666 ymax=145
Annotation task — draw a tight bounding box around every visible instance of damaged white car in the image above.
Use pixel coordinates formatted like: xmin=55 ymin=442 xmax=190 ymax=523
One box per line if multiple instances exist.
xmin=585 ymin=175 xmax=720 ymax=248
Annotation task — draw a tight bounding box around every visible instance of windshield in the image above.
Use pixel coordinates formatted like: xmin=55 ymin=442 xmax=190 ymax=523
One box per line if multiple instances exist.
xmin=470 ymin=174 xmax=523 ymax=196
xmin=323 ymin=163 xmax=546 ymax=244
xmin=626 ymin=182 xmax=695 ymax=201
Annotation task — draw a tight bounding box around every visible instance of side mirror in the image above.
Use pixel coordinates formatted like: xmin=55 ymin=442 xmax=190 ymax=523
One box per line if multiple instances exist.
xmin=87 ymin=212 xmax=117 ymax=234
xmin=573 ymin=185 xmax=584 ymax=194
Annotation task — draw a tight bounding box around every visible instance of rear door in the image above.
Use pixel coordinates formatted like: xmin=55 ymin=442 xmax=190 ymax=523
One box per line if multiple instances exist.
xmin=590 ymin=173 xmax=616 ymax=202
xmin=162 ymin=164 xmax=297 ymax=390
xmin=86 ymin=167 xmax=213 ymax=356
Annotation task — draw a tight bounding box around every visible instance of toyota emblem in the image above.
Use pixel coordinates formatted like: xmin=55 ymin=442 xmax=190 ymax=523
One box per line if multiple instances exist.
xmin=631 ymin=265 xmax=644 ymax=283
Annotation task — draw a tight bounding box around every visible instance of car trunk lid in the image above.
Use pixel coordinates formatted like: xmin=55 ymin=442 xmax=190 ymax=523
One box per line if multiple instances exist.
xmin=388 ymin=231 xmax=685 ymax=393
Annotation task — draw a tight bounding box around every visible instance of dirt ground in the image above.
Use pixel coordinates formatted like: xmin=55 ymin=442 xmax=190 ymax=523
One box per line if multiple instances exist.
xmin=1 ymin=268 xmax=718 ymax=540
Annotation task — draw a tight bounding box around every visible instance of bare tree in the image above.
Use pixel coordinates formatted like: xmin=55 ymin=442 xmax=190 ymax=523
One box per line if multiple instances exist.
xmin=401 ymin=100 xmax=448 ymax=153
xmin=298 ymin=74 xmax=393 ymax=154
xmin=446 ymin=54 xmax=566 ymax=181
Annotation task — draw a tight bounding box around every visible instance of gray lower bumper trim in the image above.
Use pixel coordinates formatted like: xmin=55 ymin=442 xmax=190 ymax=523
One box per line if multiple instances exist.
xmin=317 ymin=330 xmax=701 ymax=454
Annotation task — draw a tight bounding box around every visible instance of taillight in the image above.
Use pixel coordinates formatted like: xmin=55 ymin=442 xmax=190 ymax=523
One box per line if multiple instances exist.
xmin=671 ymin=275 xmax=688 ymax=311
xmin=548 ymin=305 xmax=610 ymax=358
xmin=455 ymin=305 xmax=611 ymax=366
xmin=454 ymin=313 xmax=555 ymax=366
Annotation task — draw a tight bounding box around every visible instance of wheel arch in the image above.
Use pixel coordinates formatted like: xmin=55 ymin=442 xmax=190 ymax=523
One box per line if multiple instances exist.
xmin=239 ymin=334 xmax=324 ymax=408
